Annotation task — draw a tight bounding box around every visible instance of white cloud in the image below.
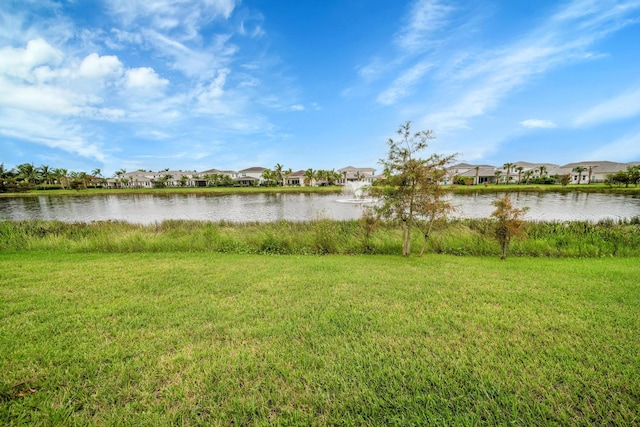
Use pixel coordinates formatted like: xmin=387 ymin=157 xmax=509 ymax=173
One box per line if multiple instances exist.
xmin=79 ymin=53 xmax=124 ymax=80
xmin=574 ymin=86 xmax=640 ymax=126
xmin=106 ymin=0 xmax=237 ymax=40
xmin=520 ymin=119 xmax=558 ymax=129
xmin=0 ymin=109 xmax=106 ymax=162
xmin=587 ymin=129 xmax=640 ymax=161
xmin=124 ymin=67 xmax=169 ymax=90
xmin=395 ymin=0 xmax=454 ymax=54
xmin=417 ymin=0 xmax=640 ymax=132
xmin=0 ymin=38 xmax=63 ymax=79
xmin=196 ymin=68 xmax=230 ymax=112
xmin=0 ymin=76 xmax=87 ymax=115
xmin=377 ymin=61 xmax=432 ymax=105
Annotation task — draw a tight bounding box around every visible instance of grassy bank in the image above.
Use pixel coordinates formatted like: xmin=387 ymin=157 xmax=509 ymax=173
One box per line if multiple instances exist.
xmin=448 ymin=183 xmax=640 ymax=195
xmin=0 ymin=186 xmax=344 ymax=198
xmin=2 ymin=218 xmax=640 ymax=257
xmin=1 ymin=252 xmax=638 ymax=425
xmin=2 ymin=183 xmax=640 ymax=198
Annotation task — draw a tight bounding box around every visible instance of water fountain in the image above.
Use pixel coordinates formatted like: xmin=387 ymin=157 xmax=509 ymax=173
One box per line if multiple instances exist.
xmin=336 ymin=181 xmax=374 ymax=204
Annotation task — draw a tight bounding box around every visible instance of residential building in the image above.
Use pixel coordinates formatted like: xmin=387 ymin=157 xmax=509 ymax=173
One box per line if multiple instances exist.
xmin=235 ymin=166 xmax=266 ymax=186
xmin=338 ymin=166 xmax=376 ymax=184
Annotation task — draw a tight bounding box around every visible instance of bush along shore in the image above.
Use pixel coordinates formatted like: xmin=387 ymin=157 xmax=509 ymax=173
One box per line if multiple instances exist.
xmin=2 ymin=217 xmax=639 ymax=257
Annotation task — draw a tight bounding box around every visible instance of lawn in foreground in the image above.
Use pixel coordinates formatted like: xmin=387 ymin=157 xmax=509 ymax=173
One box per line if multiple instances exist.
xmin=1 ymin=253 xmax=638 ymax=425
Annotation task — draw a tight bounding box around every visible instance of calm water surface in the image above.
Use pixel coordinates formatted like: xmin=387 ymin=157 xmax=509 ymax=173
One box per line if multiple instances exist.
xmin=0 ymin=192 xmax=639 ymax=224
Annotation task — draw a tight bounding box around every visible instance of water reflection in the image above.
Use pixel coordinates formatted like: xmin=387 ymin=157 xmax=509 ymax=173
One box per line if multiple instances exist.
xmin=0 ymin=192 xmax=638 ymax=224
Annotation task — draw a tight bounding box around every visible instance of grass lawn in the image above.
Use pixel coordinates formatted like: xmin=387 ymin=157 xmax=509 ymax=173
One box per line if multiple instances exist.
xmin=1 ymin=252 xmax=639 ymax=425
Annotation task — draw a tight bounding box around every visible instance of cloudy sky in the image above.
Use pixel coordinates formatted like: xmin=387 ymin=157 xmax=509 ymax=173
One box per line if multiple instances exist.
xmin=1 ymin=0 xmax=639 ymax=176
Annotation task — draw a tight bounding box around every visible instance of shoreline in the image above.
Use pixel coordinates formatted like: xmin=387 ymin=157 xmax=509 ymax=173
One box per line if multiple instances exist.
xmin=1 ymin=183 xmax=640 ymax=198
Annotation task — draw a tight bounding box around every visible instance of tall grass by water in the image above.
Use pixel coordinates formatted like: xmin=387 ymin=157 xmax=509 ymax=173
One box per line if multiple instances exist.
xmin=1 ymin=252 xmax=638 ymax=425
xmin=2 ymin=217 xmax=639 ymax=257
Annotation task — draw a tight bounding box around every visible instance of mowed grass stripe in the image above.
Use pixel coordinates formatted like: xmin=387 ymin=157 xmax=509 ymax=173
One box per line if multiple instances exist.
xmin=1 ymin=253 xmax=638 ymax=425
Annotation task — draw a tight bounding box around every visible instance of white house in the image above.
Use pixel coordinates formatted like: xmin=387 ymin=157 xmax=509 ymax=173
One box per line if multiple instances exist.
xmin=338 ymin=166 xmax=376 ymax=184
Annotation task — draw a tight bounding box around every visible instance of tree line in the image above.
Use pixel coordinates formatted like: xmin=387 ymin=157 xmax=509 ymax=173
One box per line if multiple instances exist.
xmin=0 ymin=163 xmax=106 ymax=193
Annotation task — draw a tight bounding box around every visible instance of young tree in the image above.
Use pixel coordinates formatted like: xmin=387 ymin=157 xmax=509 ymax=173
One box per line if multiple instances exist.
xmin=559 ymin=173 xmax=571 ymax=187
xmin=370 ymin=121 xmax=456 ymax=256
xmin=491 ymin=194 xmax=528 ymax=260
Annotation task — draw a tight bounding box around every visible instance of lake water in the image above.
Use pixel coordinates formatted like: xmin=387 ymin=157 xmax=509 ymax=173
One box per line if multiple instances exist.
xmin=0 ymin=192 xmax=639 ymax=224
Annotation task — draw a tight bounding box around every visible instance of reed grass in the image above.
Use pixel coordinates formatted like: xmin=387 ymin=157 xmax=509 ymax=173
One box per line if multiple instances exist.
xmin=1 ymin=217 xmax=639 ymax=257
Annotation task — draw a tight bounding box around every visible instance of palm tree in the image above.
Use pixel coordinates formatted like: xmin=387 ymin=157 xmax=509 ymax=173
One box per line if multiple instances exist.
xmin=538 ymin=165 xmax=548 ymax=177
xmin=587 ymin=165 xmax=597 ymax=184
xmin=328 ymin=169 xmax=341 ymax=185
xmin=304 ymin=168 xmax=315 ymax=186
xmin=494 ymin=170 xmax=502 ymax=185
xmin=272 ymin=163 xmax=285 ymax=186
xmin=52 ymin=168 xmax=68 ymax=189
xmin=515 ymin=166 xmax=524 ymax=184
xmin=474 ymin=166 xmax=480 ymax=185
xmin=17 ymin=163 xmax=38 ymax=188
xmin=503 ymin=163 xmax=514 ymax=185
xmin=39 ymin=165 xmax=52 ymax=186
xmin=572 ymin=166 xmax=587 ymax=184
xmin=261 ymin=168 xmax=274 ymax=186
xmin=523 ymin=170 xmax=534 ymax=185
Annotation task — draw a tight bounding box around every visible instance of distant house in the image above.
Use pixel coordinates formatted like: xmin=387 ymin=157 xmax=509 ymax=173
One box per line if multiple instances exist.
xmin=559 ymin=161 xmax=640 ymax=184
xmin=200 ymin=168 xmax=237 ymax=178
xmin=285 ymin=170 xmax=306 ymax=186
xmin=107 ymin=170 xmax=155 ymax=188
xmin=447 ymin=163 xmax=498 ymax=185
xmin=446 ymin=161 xmax=637 ymax=185
xmin=235 ymin=166 xmax=266 ymax=186
xmin=338 ymin=166 xmax=376 ymax=184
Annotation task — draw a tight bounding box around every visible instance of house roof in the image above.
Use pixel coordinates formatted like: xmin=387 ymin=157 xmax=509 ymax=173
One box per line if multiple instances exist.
xmin=200 ymin=168 xmax=236 ymax=175
xmin=338 ymin=166 xmax=376 ymax=173
xmin=286 ymin=170 xmax=306 ymax=177
xmin=559 ymin=161 xmax=638 ymax=173
xmin=238 ymin=166 xmax=266 ymax=173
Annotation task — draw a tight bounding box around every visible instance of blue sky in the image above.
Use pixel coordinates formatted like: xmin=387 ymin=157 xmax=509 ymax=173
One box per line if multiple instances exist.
xmin=1 ymin=0 xmax=639 ymax=176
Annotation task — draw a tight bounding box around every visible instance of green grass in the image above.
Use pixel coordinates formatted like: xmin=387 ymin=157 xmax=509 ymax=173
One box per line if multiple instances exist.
xmin=1 ymin=252 xmax=638 ymax=425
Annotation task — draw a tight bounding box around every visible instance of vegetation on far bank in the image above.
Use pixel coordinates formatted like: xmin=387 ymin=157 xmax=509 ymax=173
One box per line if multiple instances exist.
xmin=2 ymin=160 xmax=640 ymax=196
xmin=0 ymin=185 xmax=345 ymax=198
xmin=2 ymin=182 xmax=640 ymax=198
xmin=1 ymin=252 xmax=638 ymax=425
xmin=2 ymin=217 xmax=639 ymax=258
